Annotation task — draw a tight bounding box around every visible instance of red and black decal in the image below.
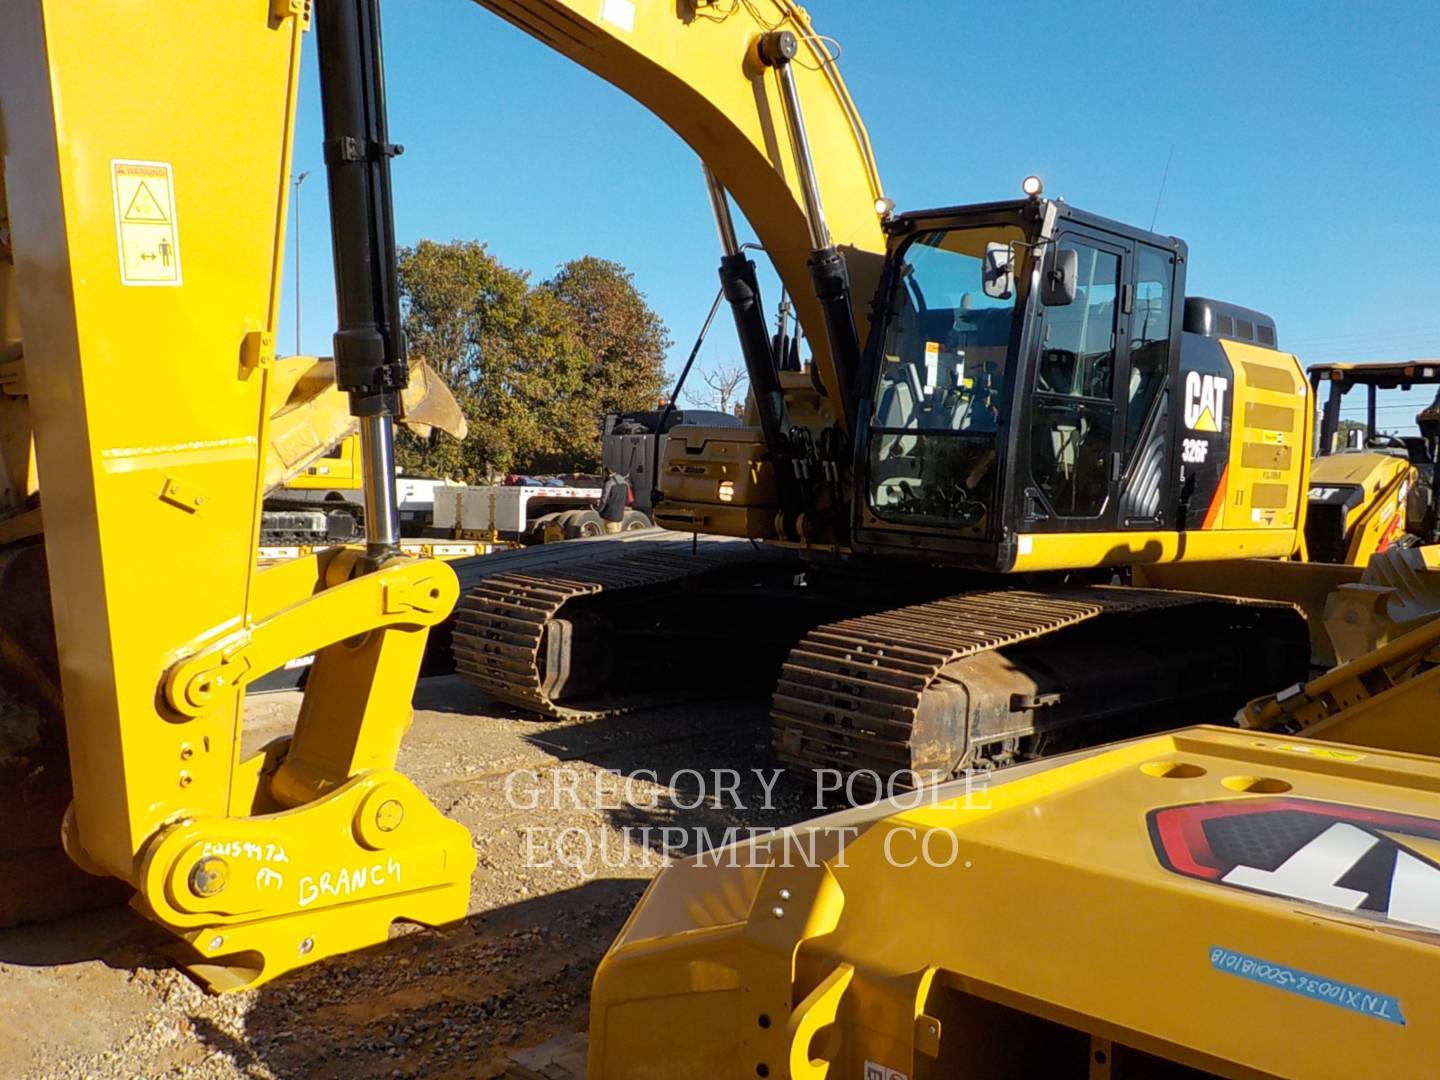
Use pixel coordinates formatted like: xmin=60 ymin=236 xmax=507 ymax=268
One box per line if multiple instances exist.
xmin=1149 ymin=797 xmax=1440 ymax=935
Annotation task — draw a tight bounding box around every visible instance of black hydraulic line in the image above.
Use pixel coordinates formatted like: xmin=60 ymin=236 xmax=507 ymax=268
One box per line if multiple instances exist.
xmin=664 ymin=286 xmax=725 ymax=417
xmin=314 ymin=0 xmax=408 ymax=418
xmin=650 ymin=286 xmax=725 ymax=506
xmin=702 ymin=166 xmax=803 ymax=532
xmin=807 ymin=246 xmax=863 ymax=424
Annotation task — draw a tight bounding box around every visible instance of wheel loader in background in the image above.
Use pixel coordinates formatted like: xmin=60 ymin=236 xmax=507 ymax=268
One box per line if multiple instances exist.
xmin=3 ymin=9 xmax=1439 ymax=1078
xmin=1306 ymin=360 xmax=1440 ymax=561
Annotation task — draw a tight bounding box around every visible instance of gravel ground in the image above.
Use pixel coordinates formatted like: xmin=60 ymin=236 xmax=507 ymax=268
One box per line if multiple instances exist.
xmin=0 ymin=676 xmax=822 ymax=1079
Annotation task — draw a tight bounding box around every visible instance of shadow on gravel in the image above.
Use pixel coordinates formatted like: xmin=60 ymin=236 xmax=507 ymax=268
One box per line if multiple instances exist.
xmin=516 ymin=698 xmax=770 ymax=761
xmin=507 ymin=699 xmax=825 ymax=868
xmin=410 ymin=675 xmax=537 ymax=721
xmin=0 ymin=902 xmax=170 ymax=972
xmin=213 ymin=878 xmax=645 ymax=1080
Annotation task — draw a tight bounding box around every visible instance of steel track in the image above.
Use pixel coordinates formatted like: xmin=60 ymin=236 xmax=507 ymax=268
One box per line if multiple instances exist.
xmin=450 ymin=532 xmax=788 ymax=718
xmin=771 ymin=586 xmax=1305 ymax=780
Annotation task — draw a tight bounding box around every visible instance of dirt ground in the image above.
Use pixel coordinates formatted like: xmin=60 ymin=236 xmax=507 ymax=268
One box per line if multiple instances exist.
xmin=0 ymin=676 xmax=822 ymax=1079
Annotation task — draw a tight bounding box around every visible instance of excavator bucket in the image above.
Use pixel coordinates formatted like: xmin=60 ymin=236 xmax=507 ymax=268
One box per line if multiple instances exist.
xmin=264 ymin=355 xmax=467 ymax=493
xmin=1323 ymin=544 xmax=1440 ymax=664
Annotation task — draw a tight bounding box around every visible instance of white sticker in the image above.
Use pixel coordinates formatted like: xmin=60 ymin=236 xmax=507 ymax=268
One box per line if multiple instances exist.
xmin=1017 ymin=534 xmax=1034 ymax=556
xmin=599 ymin=0 xmax=635 ymax=32
xmin=864 ymin=1063 xmax=908 ymax=1080
xmin=111 ymin=160 xmax=182 ymax=286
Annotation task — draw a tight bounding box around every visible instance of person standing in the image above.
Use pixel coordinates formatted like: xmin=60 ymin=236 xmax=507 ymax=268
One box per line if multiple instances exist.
xmin=597 ymin=466 xmax=631 ymax=534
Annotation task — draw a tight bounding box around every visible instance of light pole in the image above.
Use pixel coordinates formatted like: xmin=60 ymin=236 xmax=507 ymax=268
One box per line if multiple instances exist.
xmin=292 ymin=170 xmax=310 ymax=355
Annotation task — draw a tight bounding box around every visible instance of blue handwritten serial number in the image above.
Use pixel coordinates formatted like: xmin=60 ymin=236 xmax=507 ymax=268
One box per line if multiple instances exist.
xmin=1210 ymin=946 xmax=1405 ymax=1026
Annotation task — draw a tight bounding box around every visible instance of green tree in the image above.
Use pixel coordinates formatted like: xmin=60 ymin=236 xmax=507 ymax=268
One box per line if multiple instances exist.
xmin=537 ymin=256 xmax=671 ymax=466
xmin=395 ymin=242 xmax=671 ymax=479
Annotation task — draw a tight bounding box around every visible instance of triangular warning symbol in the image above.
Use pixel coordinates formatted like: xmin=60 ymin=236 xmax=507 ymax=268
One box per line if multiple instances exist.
xmin=1192 ymin=407 xmax=1219 ymax=433
xmin=123 ymin=181 xmax=168 ymax=223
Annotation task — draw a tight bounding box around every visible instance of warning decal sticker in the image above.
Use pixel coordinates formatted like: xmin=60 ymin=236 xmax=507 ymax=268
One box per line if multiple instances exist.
xmin=111 ymin=160 xmax=181 ymax=286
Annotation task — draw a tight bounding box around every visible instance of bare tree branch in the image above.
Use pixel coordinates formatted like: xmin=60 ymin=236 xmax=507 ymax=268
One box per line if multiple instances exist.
xmin=682 ymin=363 xmax=748 ymax=415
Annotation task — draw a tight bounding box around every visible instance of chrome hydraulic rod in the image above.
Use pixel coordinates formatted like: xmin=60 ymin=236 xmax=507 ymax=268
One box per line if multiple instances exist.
xmin=703 ymin=163 xmax=741 ymax=258
xmin=359 ymin=414 xmax=402 ymax=552
xmin=770 ymin=50 xmax=829 ymax=250
xmin=758 ymin=31 xmax=862 ymax=429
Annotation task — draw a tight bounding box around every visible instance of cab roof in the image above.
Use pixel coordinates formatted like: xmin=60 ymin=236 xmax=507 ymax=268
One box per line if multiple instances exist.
xmin=1309 ymin=360 xmax=1440 ymax=386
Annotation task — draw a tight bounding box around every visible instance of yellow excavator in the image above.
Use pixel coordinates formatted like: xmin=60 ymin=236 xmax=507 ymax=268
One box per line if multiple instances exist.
xmin=5 ymin=12 xmax=1439 ymax=1079
xmin=448 ymin=2 xmax=1322 ymax=788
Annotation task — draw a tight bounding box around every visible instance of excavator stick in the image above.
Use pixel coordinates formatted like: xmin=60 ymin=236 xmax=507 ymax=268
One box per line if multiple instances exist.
xmin=0 ymin=1 xmax=474 ymax=989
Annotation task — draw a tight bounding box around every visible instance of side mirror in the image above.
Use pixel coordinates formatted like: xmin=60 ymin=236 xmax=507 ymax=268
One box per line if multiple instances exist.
xmin=981 ymin=242 xmax=1014 ymax=300
xmin=1040 ymin=247 xmax=1077 ymax=307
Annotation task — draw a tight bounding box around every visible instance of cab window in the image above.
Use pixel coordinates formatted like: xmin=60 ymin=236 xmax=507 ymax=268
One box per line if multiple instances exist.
xmin=866 ymin=224 xmax=1027 ymax=534
xmin=1036 ymin=242 xmax=1118 ymax=400
xmin=1127 ymin=245 xmax=1174 ymax=455
xmin=1029 ymin=239 xmax=1119 ymax=519
xmin=870 ymin=227 xmax=1026 ymax=435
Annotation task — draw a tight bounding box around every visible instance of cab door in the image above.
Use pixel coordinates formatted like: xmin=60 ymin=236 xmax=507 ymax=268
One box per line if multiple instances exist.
xmin=1021 ymin=229 xmax=1132 ymax=533
xmin=1115 ymin=243 xmax=1181 ymax=529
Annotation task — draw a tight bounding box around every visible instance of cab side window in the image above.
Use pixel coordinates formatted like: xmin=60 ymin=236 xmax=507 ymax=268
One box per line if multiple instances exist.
xmin=1127 ymin=246 xmax=1174 ymax=456
xmin=1036 ymin=242 xmax=1118 ymax=400
xmin=1030 ymin=240 xmax=1119 ymax=519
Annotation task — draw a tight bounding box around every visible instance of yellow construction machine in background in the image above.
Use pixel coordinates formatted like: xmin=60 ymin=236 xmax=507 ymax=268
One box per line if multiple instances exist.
xmin=444 ymin=0 xmax=1331 ymax=794
xmin=1306 ymin=360 xmax=1440 ymax=562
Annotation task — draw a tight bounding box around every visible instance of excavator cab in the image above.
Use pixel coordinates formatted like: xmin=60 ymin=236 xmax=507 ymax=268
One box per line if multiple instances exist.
xmin=1307 ymin=361 xmax=1440 ymax=561
xmin=853 ymin=196 xmax=1309 ymax=573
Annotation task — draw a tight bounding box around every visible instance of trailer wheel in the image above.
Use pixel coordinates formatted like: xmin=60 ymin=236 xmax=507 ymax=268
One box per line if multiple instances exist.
xmin=564 ymin=510 xmax=606 ymax=539
xmin=622 ymin=509 xmax=650 ymax=531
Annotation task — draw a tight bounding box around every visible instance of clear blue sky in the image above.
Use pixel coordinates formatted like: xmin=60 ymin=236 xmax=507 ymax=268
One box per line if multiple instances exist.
xmin=279 ymin=0 xmax=1440 ymax=432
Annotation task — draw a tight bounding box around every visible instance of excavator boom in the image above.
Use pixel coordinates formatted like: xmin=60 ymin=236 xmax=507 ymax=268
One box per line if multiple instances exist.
xmin=474 ymin=0 xmax=889 ymax=421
